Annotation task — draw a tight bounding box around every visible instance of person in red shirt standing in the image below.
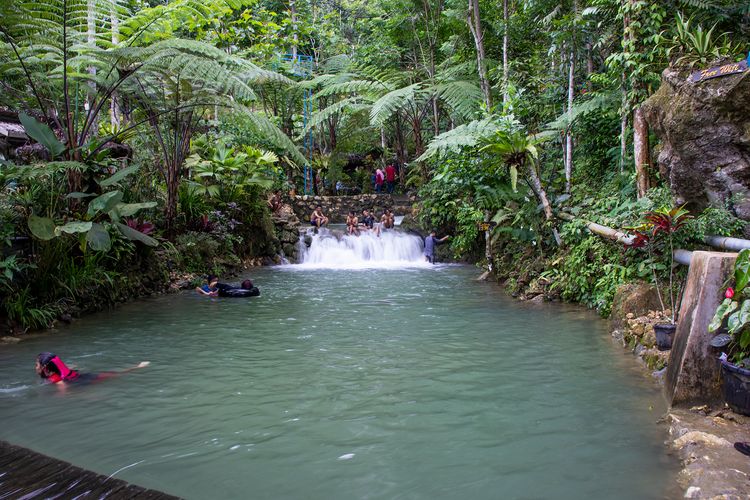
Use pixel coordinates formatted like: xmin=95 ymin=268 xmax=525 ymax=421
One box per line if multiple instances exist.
xmin=385 ymin=163 xmax=397 ymax=194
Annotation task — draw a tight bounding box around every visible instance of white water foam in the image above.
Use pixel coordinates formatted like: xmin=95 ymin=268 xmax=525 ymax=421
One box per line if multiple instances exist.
xmin=294 ymin=228 xmax=429 ymax=270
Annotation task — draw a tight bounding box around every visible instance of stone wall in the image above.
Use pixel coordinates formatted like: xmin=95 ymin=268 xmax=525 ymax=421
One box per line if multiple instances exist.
xmin=271 ymin=205 xmax=302 ymax=262
xmin=289 ymin=194 xmax=413 ymax=223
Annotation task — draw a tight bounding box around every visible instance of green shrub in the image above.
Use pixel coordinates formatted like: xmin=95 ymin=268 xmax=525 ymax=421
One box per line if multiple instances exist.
xmin=174 ymin=231 xmax=224 ymax=273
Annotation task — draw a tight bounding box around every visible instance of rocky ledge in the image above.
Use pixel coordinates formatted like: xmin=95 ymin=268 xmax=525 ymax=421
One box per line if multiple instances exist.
xmin=664 ymin=407 xmax=750 ymax=499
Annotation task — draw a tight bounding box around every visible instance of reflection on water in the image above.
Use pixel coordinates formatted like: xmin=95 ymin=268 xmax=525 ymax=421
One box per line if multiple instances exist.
xmin=0 ymin=266 xmax=677 ymax=499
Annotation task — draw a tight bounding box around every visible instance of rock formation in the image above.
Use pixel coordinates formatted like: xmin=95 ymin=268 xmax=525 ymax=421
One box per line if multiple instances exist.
xmin=642 ymin=64 xmax=750 ymax=223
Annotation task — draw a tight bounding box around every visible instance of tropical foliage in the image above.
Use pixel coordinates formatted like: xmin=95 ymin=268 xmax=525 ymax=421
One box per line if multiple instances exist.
xmin=0 ymin=0 xmax=748 ymax=331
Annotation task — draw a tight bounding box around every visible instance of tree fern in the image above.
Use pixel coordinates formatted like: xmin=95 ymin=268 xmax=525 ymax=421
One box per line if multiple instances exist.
xmin=544 ymin=92 xmax=617 ymax=132
xmin=370 ymin=83 xmax=424 ymax=127
xmin=237 ymin=104 xmax=307 ymax=166
xmin=416 ymin=116 xmax=520 ymax=162
xmin=297 ymin=97 xmax=369 ymax=139
xmin=431 ymin=80 xmax=483 ymax=120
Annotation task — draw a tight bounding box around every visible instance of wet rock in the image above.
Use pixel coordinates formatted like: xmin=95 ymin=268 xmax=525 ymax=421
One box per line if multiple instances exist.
xmin=610 ymin=282 xmax=662 ymax=330
xmin=1 ymin=336 xmax=21 ymax=343
xmin=641 ymin=330 xmax=656 ymax=348
xmin=673 ymin=431 xmax=731 ymax=449
xmin=632 ymin=324 xmax=646 ymax=337
xmin=528 ymin=294 xmax=545 ymax=304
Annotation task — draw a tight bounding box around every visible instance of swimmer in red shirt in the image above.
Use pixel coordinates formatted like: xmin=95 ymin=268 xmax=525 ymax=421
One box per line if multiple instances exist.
xmin=36 ymin=352 xmax=149 ymax=384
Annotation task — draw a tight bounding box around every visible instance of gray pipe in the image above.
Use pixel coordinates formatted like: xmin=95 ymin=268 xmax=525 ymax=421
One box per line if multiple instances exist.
xmin=673 ymin=249 xmax=693 ymax=266
xmin=704 ymin=236 xmax=750 ymax=252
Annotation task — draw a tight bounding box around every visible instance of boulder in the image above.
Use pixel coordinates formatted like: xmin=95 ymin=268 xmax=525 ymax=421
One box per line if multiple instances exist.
xmin=609 ymin=282 xmax=662 ymax=330
xmin=642 ymin=65 xmax=750 ymax=224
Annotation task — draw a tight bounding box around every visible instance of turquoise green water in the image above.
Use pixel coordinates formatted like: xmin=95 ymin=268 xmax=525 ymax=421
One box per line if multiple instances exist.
xmin=0 ymin=265 xmax=678 ymax=499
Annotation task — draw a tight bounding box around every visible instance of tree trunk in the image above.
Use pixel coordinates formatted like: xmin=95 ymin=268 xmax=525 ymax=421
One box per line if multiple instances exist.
xmin=502 ymin=0 xmax=509 ymax=105
xmin=586 ymin=39 xmax=594 ymax=91
xmin=467 ymin=0 xmax=493 ymax=111
xmin=484 ymin=209 xmax=492 ymax=271
xmin=565 ymin=46 xmax=574 ymax=193
xmin=110 ymin=0 xmax=120 ymax=127
xmin=526 ymin=161 xmax=561 ymax=245
xmin=290 ymin=0 xmax=298 ymax=60
xmin=620 ymin=78 xmax=628 ymax=174
xmin=633 ymin=106 xmax=651 ymax=198
xmin=165 ymin=160 xmax=179 ymax=238
xmin=86 ymin=0 xmax=97 ymax=132
xmin=395 ymin=113 xmax=407 ymax=184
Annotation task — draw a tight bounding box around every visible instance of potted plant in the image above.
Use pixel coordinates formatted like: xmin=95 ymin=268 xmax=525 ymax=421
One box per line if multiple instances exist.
xmin=708 ymin=248 xmax=750 ymax=416
xmin=628 ymin=206 xmax=692 ymax=350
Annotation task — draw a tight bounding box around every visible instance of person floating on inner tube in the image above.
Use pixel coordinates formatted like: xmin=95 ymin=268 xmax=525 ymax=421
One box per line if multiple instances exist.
xmin=216 ymin=279 xmax=261 ymax=298
xmin=196 ymin=274 xmax=219 ymax=297
xmin=36 ymin=352 xmax=149 ymax=384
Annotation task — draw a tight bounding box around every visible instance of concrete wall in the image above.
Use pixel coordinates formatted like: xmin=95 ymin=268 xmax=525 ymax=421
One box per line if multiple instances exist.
xmin=666 ymin=251 xmax=737 ymax=407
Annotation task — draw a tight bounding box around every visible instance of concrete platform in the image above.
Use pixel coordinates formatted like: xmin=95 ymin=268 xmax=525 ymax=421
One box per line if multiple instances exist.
xmin=0 ymin=440 xmax=179 ymax=499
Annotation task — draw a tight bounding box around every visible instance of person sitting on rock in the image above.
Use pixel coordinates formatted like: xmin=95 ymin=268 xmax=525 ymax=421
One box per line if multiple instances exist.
xmin=346 ymin=211 xmax=359 ymax=235
xmin=268 ymin=190 xmax=283 ymax=213
xmin=360 ymin=209 xmax=374 ymax=231
xmin=311 ymin=205 xmax=329 ymax=228
xmin=381 ymin=209 xmax=395 ymax=229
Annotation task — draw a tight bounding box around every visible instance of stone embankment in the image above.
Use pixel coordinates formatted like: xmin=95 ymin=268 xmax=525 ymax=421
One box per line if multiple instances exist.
xmin=271 ymin=204 xmax=302 ymax=263
xmin=289 ymin=194 xmax=415 ymax=223
xmin=610 ymin=282 xmax=750 ymax=498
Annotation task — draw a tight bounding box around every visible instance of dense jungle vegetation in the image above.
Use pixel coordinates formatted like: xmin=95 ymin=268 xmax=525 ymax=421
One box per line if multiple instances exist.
xmin=0 ymin=0 xmax=748 ymax=331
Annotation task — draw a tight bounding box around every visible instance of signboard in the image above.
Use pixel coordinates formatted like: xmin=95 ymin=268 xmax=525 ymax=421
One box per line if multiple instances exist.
xmin=478 ymin=221 xmax=497 ymax=232
xmin=690 ymin=60 xmax=748 ymax=83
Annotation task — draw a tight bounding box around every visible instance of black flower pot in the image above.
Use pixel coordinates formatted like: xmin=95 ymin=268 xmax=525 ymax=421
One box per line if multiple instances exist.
xmin=654 ymin=323 xmax=676 ymax=351
xmin=721 ymin=360 xmax=750 ymax=416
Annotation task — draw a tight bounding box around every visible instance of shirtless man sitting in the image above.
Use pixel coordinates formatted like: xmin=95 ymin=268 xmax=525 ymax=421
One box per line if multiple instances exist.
xmin=381 ymin=209 xmax=395 ymax=229
xmin=346 ymin=211 xmax=359 ymax=235
xmin=310 ymin=205 xmax=329 ymax=228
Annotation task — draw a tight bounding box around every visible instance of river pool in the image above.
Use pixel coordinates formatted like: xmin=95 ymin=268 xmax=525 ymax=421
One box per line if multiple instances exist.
xmin=0 ymin=258 xmax=678 ymax=499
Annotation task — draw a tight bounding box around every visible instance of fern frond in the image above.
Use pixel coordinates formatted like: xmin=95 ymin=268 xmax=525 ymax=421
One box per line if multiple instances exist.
xmin=236 ymin=104 xmax=307 ymax=166
xmin=432 ymin=80 xmax=483 ymax=119
xmin=297 ymin=97 xmax=370 ymax=139
xmin=370 ymin=83 xmax=423 ymax=127
xmin=544 ymin=92 xmax=617 ymax=132
xmin=417 ymin=116 xmax=520 ymax=162
xmin=314 ymin=79 xmax=390 ymax=98
xmin=321 ymin=54 xmax=352 ymax=73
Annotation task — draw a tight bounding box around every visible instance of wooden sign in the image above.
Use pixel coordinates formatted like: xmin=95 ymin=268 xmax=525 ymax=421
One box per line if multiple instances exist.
xmin=690 ymin=60 xmax=748 ymax=83
xmin=478 ymin=221 xmax=497 ymax=232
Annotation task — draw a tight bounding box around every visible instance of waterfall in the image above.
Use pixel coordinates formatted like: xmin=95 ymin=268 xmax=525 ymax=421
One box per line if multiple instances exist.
xmin=295 ymin=228 xmax=427 ymax=269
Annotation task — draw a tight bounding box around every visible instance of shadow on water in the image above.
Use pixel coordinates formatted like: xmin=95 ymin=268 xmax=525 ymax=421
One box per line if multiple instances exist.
xmin=0 ymin=265 xmax=679 ymax=499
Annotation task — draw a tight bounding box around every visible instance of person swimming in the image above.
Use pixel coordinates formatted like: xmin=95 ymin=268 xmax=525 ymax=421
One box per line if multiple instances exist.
xmin=196 ymin=274 xmax=219 ymax=297
xmin=36 ymin=352 xmax=150 ymax=384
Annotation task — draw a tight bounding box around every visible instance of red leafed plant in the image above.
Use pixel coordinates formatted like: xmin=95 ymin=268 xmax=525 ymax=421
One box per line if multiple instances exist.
xmin=626 ymin=205 xmax=693 ymax=324
xmin=125 ymin=218 xmax=155 ymax=235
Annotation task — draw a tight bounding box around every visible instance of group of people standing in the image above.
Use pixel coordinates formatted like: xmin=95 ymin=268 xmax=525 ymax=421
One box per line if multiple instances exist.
xmin=374 ymin=164 xmax=397 ymax=194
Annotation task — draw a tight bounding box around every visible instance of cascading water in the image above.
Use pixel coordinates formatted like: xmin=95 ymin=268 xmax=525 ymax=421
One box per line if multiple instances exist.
xmin=296 ymin=227 xmax=427 ymax=269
